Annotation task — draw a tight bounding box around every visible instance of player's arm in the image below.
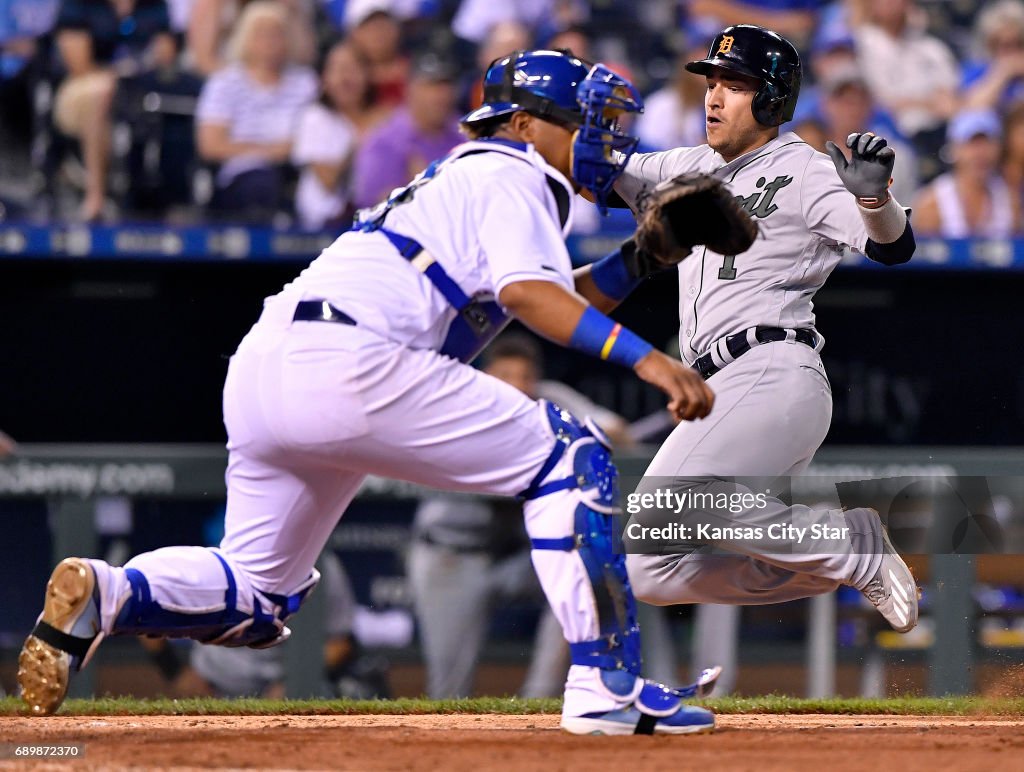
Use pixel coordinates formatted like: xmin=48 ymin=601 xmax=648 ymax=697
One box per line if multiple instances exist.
xmin=196 ymin=123 xmax=291 ymax=163
xmin=822 ymin=132 xmax=915 ymax=265
xmin=480 ymin=164 xmax=711 ymax=421
xmin=498 ymin=280 xmax=713 ymax=422
xmin=575 ymin=148 xmax=705 ymax=311
xmin=572 ymin=239 xmax=655 ymax=313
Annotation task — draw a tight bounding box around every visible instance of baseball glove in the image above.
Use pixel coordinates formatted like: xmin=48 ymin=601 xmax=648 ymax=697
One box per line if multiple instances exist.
xmin=632 ymin=173 xmax=759 ymax=271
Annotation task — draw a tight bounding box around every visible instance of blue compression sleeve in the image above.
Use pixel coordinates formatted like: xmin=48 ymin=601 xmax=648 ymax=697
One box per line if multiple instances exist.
xmin=588 ymin=247 xmax=641 ymax=301
xmin=569 ymin=306 xmax=653 ymax=368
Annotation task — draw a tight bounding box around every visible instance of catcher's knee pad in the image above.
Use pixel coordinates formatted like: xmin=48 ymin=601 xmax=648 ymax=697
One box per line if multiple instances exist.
xmin=522 ymin=401 xmax=641 ymax=675
xmin=113 ymin=550 xmax=319 ymax=649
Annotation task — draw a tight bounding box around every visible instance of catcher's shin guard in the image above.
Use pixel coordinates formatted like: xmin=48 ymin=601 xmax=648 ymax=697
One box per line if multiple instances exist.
xmin=111 ymin=549 xmax=320 ymax=649
xmin=520 ymin=402 xmax=641 ymax=689
xmin=522 ymin=402 xmax=717 ymax=732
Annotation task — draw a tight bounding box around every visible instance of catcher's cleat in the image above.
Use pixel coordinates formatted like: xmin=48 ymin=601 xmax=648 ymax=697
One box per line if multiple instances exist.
xmin=859 ymin=517 xmax=920 ymax=633
xmin=18 ymin=558 xmax=105 ymax=716
xmin=561 ymin=677 xmax=716 ymax=736
xmin=561 ymin=703 xmax=715 ymax=736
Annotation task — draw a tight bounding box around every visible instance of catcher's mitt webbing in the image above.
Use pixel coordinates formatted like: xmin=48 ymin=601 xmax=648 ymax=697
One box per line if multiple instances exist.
xmin=635 ymin=174 xmax=759 ymax=264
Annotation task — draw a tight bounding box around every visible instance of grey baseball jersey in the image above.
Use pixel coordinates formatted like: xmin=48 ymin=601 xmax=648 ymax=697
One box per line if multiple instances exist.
xmin=615 ymin=131 xmax=869 ymax=362
xmin=618 ymin=132 xmax=892 ymax=611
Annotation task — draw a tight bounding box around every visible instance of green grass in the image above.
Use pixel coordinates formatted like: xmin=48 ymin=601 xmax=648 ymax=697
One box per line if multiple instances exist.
xmin=3 ymin=694 xmax=1024 ymax=717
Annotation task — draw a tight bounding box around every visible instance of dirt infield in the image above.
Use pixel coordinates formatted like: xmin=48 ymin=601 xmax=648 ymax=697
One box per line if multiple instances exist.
xmin=2 ymin=713 xmax=1023 ymax=771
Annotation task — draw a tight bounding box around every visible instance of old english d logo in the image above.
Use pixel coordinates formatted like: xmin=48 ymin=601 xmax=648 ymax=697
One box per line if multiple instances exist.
xmin=717 ymin=35 xmax=735 ymax=55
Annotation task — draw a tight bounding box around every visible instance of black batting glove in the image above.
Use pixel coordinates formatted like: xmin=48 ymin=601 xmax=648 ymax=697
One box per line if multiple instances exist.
xmin=620 ymin=237 xmax=663 ymax=281
xmin=825 ymin=131 xmax=895 ymax=205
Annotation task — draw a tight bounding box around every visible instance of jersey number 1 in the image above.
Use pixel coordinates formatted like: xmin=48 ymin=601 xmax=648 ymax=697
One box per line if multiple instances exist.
xmin=718 ymin=255 xmax=737 ymax=280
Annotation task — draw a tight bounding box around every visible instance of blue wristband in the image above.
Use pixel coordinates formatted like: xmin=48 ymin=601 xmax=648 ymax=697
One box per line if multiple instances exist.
xmin=569 ymin=306 xmax=653 ymax=368
xmin=588 ymin=247 xmax=641 ymax=301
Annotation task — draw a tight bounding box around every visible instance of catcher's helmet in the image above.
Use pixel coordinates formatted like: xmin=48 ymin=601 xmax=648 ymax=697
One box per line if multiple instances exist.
xmin=461 ymin=49 xmax=643 ymax=213
xmin=461 ymin=49 xmax=593 ymax=127
xmin=686 ymin=25 xmax=801 ymax=127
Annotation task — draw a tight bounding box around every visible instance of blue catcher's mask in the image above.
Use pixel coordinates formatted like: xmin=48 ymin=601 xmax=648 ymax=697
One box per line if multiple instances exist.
xmin=461 ymin=50 xmax=643 ymax=214
xmin=572 ymin=65 xmax=643 ymax=214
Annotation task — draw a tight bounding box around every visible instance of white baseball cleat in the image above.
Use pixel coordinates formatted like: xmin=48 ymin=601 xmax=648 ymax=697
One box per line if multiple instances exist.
xmin=859 ymin=521 xmax=920 ymax=633
xmin=561 ymin=703 xmax=715 ymax=735
xmin=18 ymin=558 xmax=105 ymax=716
xmin=560 ymin=675 xmax=717 ymax=736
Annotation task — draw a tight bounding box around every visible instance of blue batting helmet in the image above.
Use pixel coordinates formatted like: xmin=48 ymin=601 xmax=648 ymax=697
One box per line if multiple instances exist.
xmin=461 ymin=49 xmax=643 ymax=213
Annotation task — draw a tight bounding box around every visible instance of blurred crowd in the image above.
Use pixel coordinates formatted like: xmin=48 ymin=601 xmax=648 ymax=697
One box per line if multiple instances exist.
xmin=3 ymin=0 xmax=1024 ymax=237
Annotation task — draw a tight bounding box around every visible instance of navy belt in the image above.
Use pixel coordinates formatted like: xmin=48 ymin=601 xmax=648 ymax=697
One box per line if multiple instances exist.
xmin=292 ymin=300 xmax=357 ymax=326
xmin=693 ymin=326 xmax=818 ymax=380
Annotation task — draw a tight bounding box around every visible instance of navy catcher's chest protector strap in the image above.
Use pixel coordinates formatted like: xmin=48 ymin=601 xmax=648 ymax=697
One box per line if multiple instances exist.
xmin=355 ymin=223 xmax=510 ymax=362
xmin=351 ymin=140 xmax=572 ymax=362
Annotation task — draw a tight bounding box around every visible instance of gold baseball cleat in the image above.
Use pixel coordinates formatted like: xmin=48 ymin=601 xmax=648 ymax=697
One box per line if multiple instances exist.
xmin=18 ymin=558 xmax=103 ymax=716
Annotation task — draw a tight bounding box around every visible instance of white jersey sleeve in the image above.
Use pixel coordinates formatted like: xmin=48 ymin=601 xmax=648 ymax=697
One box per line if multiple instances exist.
xmin=475 ymin=162 xmax=575 ymax=298
xmin=614 ymin=146 xmax=711 ymax=211
xmin=799 ymin=153 xmax=869 ymax=252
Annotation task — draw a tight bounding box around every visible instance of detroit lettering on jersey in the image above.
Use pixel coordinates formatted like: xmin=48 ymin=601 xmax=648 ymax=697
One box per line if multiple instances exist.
xmin=615 ymin=132 xmax=872 ymax=362
xmin=735 ymin=175 xmax=794 ymax=218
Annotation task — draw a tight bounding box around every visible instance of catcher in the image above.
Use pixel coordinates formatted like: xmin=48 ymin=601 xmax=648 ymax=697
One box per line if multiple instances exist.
xmin=19 ymin=49 xmax=748 ymax=734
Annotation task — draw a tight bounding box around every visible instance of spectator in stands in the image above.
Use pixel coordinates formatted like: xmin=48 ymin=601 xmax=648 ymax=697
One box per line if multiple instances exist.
xmin=912 ymin=109 xmax=1019 ymax=238
xmin=452 ymin=0 xmax=585 ymax=46
xmin=816 ymin=63 xmax=919 ymax=205
xmin=164 ymin=0 xmax=192 ymax=32
xmin=809 ymin=20 xmax=858 ymax=85
xmin=292 ymin=41 xmax=387 ymax=230
xmin=792 ymin=113 xmax=828 ymax=152
xmin=464 ymin=20 xmax=532 ymax=111
xmin=853 ymin=0 xmax=960 ymax=180
xmin=547 ymin=23 xmax=591 ymax=61
xmin=961 ymin=0 xmax=1024 ymax=111
xmin=53 ymin=0 xmax=174 ymax=221
xmin=684 ymin=0 xmax=820 ymax=47
xmin=351 ymin=51 xmax=462 ymax=210
xmin=635 ymin=38 xmax=710 ymax=151
xmin=1001 ymin=102 xmax=1024 ymax=222
xmin=187 ymin=0 xmax=316 ymax=76
xmin=186 ymin=0 xmax=240 ymax=75
xmin=0 ymin=0 xmax=59 ymax=80
xmin=346 ymin=1 xmax=408 ymax=107
xmin=0 ymin=0 xmax=58 ymax=169
xmin=785 ymin=23 xmax=858 ymax=145
xmin=196 ymin=0 xmax=316 ymax=220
